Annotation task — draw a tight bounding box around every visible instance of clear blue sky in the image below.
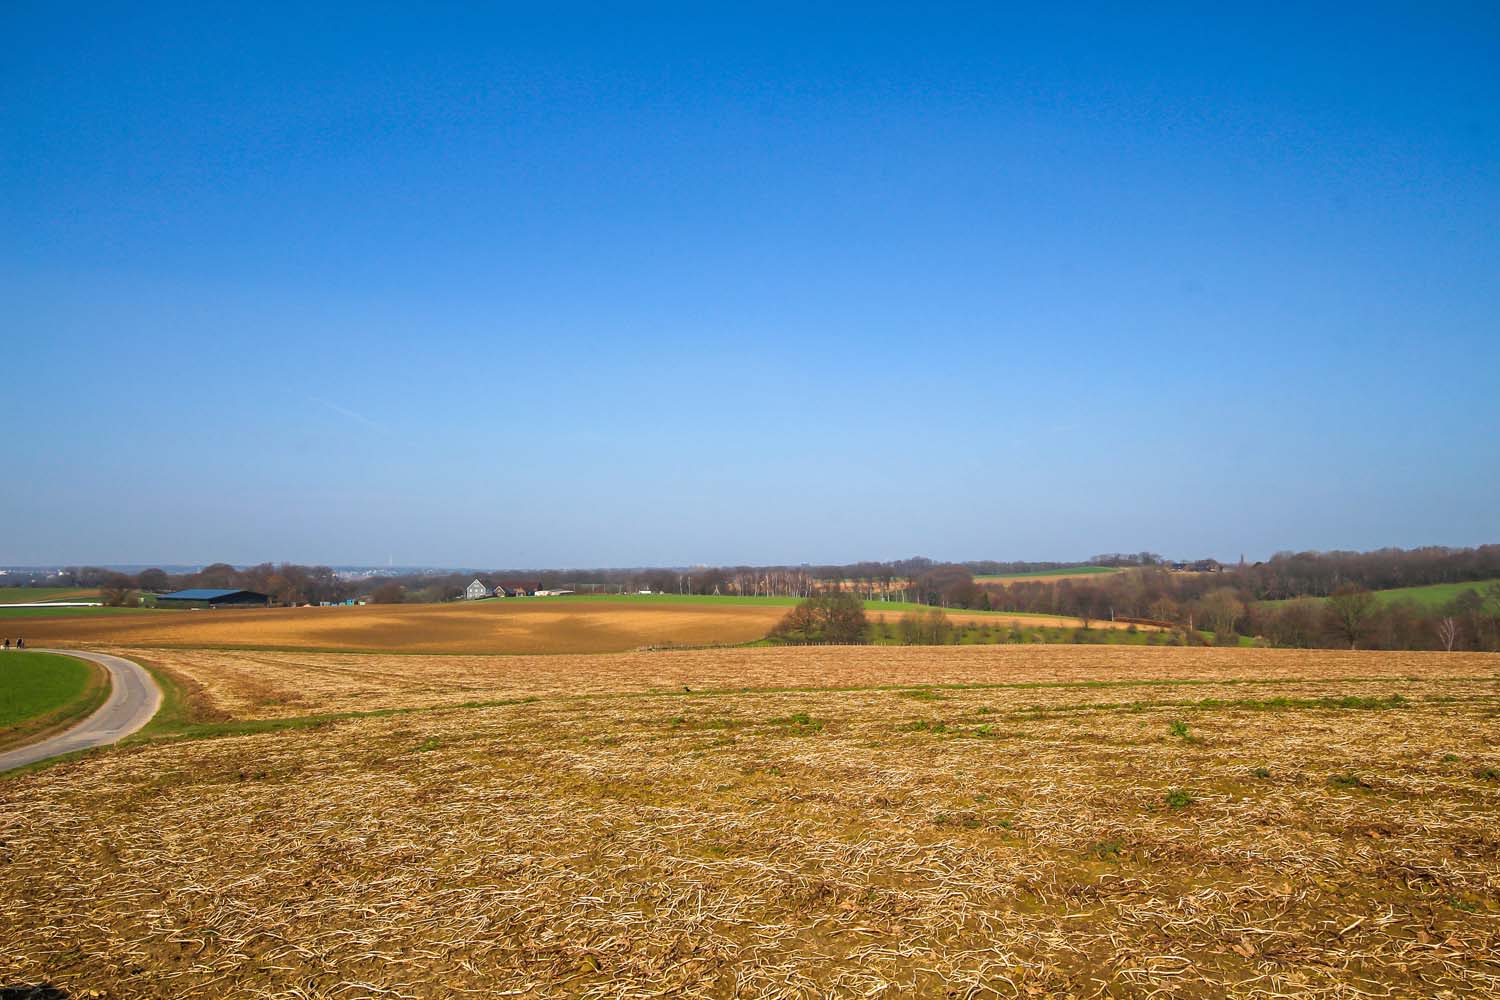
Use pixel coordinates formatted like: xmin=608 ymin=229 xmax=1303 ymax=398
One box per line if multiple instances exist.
xmin=3 ymin=4 xmax=1497 ymax=568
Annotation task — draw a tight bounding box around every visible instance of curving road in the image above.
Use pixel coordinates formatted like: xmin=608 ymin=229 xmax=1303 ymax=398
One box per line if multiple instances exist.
xmin=0 ymin=649 xmax=162 ymax=772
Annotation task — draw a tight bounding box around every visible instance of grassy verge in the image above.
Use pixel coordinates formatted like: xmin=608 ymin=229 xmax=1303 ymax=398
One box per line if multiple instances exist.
xmin=0 ymin=651 xmax=110 ymax=752
xmin=0 ymin=606 xmax=166 ymax=619
xmin=0 ymin=587 xmax=101 ymax=603
xmin=128 ymin=655 xmax=222 ymax=740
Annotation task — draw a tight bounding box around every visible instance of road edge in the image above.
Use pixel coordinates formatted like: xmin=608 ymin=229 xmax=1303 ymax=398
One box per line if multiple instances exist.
xmin=0 ymin=649 xmax=163 ymax=774
xmin=0 ymin=652 xmax=112 ymax=754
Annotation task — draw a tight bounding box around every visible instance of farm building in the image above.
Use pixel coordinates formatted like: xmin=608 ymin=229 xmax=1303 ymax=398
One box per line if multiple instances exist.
xmin=495 ymin=581 xmax=540 ymax=597
xmin=156 ymin=588 xmax=270 ymax=607
xmin=464 ymin=579 xmax=491 ymax=600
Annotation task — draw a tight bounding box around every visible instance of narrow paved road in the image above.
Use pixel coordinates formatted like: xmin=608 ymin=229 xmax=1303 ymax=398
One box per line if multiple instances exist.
xmin=0 ymin=649 xmax=162 ymax=772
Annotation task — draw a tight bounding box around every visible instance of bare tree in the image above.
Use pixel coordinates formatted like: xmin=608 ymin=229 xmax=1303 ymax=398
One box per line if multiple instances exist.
xmin=1324 ymin=585 xmax=1378 ymax=650
xmin=370 ymin=581 xmax=406 ymax=604
xmin=99 ymin=572 xmax=136 ymax=607
xmin=136 ymin=568 xmax=170 ymax=593
xmin=1194 ymin=587 xmax=1245 ymax=638
xmin=1435 ymin=616 xmax=1459 ymax=652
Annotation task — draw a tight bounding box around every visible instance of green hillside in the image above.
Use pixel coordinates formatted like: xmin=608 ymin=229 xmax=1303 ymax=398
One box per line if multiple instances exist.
xmin=1262 ymin=579 xmax=1500 ymax=610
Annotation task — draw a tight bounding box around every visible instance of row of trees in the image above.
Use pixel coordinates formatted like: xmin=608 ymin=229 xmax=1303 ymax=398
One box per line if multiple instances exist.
xmin=766 ymin=581 xmax=1500 ymax=651
xmin=988 ymin=572 xmax=1500 ymax=651
xmin=1236 ymin=546 xmax=1500 ymax=599
xmin=23 ymin=554 xmax=1182 ymax=610
xmin=39 ymin=563 xmax=359 ymax=607
xmin=355 ymin=556 xmax=1181 ymax=603
xmin=1251 ymin=584 xmax=1500 ymax=651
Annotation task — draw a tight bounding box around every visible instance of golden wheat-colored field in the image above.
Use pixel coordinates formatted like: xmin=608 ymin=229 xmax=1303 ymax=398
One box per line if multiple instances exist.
xmin=869 ymin=610 xmax=1148 ymax=631
xmin=120 ymin=643 xmax=1499 ymax=721
xmin=9 ymin=600 xmax=788 ymax=653
xmin=4 ymin=645 xmax=1498 ymax=998
xmin=975 ymin=571 xmax=1125 ymax=584
xmin=9 ymin=599 xmax=1129 ymax=654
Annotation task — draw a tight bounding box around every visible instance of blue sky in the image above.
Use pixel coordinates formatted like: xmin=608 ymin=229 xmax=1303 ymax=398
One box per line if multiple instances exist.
xmin=3 ymin=4 xmax=1497 ymax=568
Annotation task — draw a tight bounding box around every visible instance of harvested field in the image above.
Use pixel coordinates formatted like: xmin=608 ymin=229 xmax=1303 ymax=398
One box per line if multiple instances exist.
xmin=3 ymin=645 xmax=1499 ymax=998
xmin=868 ymin=609 xmax=1146 ymax=630
xmin=121 ymin=643 xmax=1500 ymax=722
xmin=975 ymin=566 xmax=1124 ymax=583
xmin=6 ymin=600 xmax=789 ymax=653
xmin=8 ymin=599 xmax=1127 ymax=653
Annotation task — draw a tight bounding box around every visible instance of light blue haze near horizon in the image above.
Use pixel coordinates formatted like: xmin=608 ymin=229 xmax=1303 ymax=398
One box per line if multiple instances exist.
xmin=3 ymin=4 xmax=1497 ymax=569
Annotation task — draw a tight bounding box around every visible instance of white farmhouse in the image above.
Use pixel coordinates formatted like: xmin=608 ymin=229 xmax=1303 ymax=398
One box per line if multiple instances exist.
xmin=464 ymin=579 xmax=491 ymax=600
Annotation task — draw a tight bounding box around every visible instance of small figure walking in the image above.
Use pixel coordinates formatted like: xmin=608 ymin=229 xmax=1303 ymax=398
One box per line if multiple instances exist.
xmin=2 ymin=638 xmax=8 ymax=650
xmin=15 ymin=637 xmax=24 ymax=650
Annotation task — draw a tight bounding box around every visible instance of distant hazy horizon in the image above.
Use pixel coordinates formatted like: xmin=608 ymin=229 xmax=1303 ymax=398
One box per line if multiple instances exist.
xmin=5 ymin=7 xmax=1497 ymax=568
xmin=5 ymin=542 xmax=1499 ymax=578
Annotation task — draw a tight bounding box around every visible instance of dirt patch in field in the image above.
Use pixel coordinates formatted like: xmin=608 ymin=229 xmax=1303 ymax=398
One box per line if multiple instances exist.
xmin=11 ymin=599 xmax=1137 ymax=654
xmin=976 ymin=570 xmax=1124 ymax=583
xmin=870 ymin=609 xmax=1147 ymax=630
xmin=6 ymin=599 xmax=790 ymax=653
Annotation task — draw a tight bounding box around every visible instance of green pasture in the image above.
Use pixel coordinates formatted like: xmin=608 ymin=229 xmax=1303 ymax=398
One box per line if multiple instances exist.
xmin=1261 ymin=579 xmax=1500 ymax=610
xmin=0 ymin=652 xmax=107 ymax=744
xmin=0 ymin=605 xmax=166 ymax=620
xmin=0 ymin=587 xmax=101 ymax=604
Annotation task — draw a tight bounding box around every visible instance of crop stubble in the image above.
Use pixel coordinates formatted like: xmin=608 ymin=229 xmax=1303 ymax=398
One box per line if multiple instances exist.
xmin=2 ymin=644 xmax=1497 ymax=998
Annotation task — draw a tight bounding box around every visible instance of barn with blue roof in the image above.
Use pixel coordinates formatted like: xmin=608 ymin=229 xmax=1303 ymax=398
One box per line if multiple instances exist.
xmin=156 ymin=588 xmax=270 ymax=607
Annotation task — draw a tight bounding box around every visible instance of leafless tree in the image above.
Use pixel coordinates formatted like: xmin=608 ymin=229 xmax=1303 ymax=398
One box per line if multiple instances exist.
xmin=1435 ymin=616 xmax=1459 ymax=652
xmin=100 ymin=572 xmax=136 ymax=607
xmin=1324 ymin=585 xmax=1378 ymax=649
xmin=370 ymin=581 xmax=406 ymax=604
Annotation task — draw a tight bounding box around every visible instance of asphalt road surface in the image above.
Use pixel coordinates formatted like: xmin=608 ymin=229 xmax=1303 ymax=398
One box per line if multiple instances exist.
xmin=0 ymin=649 xmax=162 ymax=772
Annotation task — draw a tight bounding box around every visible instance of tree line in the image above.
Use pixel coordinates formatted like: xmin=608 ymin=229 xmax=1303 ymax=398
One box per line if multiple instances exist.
xmin=23 ymin=544 xmax=1500 ymax=649
xmin=28 ymin=563 xmax=357 ymax=607
xmin=18 ymin=554 xmax=1169 ymax=609
xmin=977 ymin=548 xmax=1500 ymax=652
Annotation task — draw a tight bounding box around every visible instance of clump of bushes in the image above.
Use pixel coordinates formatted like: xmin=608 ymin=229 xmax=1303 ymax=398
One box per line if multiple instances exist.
xmin=768 ymin=592 xmax=868 ymax=645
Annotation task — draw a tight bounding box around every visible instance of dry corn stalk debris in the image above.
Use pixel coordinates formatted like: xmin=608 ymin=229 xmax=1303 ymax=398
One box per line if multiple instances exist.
xmin=1 ymin=644 xmax=1497 ymax=998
